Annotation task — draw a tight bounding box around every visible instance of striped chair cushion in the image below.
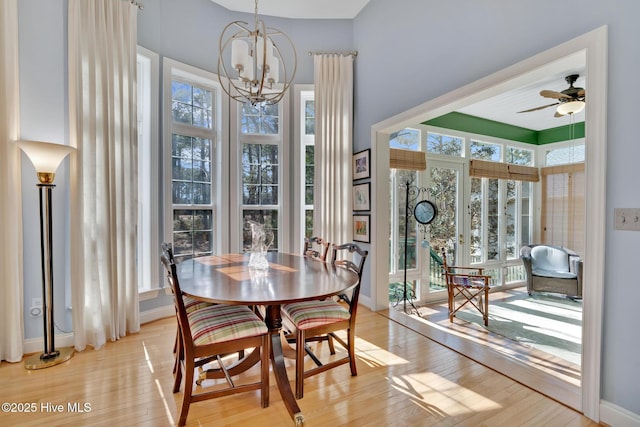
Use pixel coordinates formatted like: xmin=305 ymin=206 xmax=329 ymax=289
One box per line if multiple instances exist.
xmin=188 ymin=304 xmax=267 ymax=346
xmin=183 ymin=295 xmax=214 ymax=314
xmin=282 ymin=300 xmax=350 ymax=330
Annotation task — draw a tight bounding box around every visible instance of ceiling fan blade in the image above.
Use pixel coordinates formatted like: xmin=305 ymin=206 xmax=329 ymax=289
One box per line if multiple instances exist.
xmin=517 ymin=102 xmax=559 ymax=113
xmin=577 ymin=89 xmax=585 ymax=97
xmin=540 ymin=90 xmax=572 ymax=99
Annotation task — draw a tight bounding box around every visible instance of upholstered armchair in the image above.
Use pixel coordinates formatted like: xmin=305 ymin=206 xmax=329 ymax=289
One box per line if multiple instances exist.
xmin=520 ymin=244 xmax=583 ymax=298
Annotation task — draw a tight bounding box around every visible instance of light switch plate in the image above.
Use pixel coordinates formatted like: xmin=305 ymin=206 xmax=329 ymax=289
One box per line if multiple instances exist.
xmin=614 ymin=208 xmax=640 ymax=231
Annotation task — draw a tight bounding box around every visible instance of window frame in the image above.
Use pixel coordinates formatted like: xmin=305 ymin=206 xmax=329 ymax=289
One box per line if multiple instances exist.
xmin=137 ymin=46 xmax=160 ymax=298
xmin=162 ymin=57 xmax=229 ymax=261
xmin=229 ymin=92 xmax=290 ymax=254
xmin=293 ymin=85 xmax=315 ymax=253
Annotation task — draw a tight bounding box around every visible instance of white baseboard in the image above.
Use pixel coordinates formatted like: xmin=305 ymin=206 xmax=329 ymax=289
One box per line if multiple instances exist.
xmin=22 ymin=306 xmax=174 ymax=355
xmin=140 ymin=305 xmax=175 ymax=325
xmin=359 ymin=294 xmax=372 ymax=310
xmin=23 ymin=333 xmax=74 ymax=355
xmin=601 ymin=401 xmax=640 ymax=427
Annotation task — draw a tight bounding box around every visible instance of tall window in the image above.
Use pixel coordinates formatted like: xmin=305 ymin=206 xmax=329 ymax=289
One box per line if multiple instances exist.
xmin=137 ymin=46 xmax=159 ymax=293
xmin=469 ymin=139 xmax=533 ymax=285
xmin=292 ymin=87 xmax=315 ymax=251
xmin=302 ymin=93 xmax=315 ymax=238
xmin=541 ymin=163 xmax=585 ymax=255
xmin=239 ymin=102 xmax=285 ymax=252
xmin=164 ymin=59 xmax=221 ymax=262
xmin=542 ymin=139 xmax=585 ymax=254
xmin=389 ymin=128 xmax=422 ymax=302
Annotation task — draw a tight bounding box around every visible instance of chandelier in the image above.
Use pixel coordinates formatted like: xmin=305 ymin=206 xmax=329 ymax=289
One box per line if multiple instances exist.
xmin=217 ymin=0 xmax=297 ymax=105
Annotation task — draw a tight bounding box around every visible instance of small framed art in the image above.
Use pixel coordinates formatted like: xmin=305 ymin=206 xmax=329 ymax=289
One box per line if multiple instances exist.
xmin=353 ymin=182 xmax=371 ymax=211
xmin=353 ymin=149 xmax=371 ymax=180
xmin=353 ymin=214 xmax=370 ymax=243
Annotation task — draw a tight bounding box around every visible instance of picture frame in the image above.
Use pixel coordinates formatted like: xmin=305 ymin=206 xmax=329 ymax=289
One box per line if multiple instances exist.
xmin=353 ymin=214 xmax=370 ymax=243
xmin=352 ymin=182 xmax=371 ymax=211
xmin=353 ymin=149 xmax=371 ymax=180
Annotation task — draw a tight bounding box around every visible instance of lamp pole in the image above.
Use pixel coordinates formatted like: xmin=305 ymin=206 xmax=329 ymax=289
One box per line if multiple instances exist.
xmin=17 ymin=140 xmax=75 ymax=369
xmin=37 ymin=183 xmax=59 ymax=360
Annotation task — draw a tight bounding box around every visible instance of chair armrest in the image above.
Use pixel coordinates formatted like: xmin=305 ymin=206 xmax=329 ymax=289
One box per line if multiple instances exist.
xmin=446 ymin=266 xmax=484 ymax=274
xmin=520 ymin=255 xmax=533 ymax=289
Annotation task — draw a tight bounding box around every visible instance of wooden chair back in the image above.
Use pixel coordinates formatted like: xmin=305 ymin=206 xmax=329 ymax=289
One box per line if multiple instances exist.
xmin=331 ymin=242 xmax=368 ymax=312
xmin=160 ymin=245 xmax=270 ymax=426
xmin=303 ymin=236 xmax=331 ymax=261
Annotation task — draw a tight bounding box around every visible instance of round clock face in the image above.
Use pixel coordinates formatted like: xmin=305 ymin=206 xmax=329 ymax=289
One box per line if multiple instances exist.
xmin=414 ymin=200 xmax=437 ymax=225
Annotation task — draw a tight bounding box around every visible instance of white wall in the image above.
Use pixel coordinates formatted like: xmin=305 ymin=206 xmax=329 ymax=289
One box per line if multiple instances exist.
xmin=18 ymin=0 xmax=72 ymax=340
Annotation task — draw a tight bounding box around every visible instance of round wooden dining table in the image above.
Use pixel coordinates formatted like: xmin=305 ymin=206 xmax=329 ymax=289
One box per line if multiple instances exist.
xmin=177 ymin=252 xmax=359 ymax=425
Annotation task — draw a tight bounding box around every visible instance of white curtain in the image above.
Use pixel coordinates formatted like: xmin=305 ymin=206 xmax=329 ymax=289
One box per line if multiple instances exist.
xmin=313 ymin=54 xmax=354 ymax=245
xmin=0 ymin=0 xmax=24 ymax=363
xmin=68 ymin=0 xmax=140 ymax=351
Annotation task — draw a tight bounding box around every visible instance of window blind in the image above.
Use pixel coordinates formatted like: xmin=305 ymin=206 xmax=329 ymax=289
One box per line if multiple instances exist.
xmin=389 ymin=148 xmax=426 ymax=171
xmin=469 ymin=159 xmax=539 ymax=182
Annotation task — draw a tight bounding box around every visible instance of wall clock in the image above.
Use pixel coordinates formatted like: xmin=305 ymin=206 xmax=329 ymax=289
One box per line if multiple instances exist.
xmin=414 ymin=200 xmax=437 ymax=225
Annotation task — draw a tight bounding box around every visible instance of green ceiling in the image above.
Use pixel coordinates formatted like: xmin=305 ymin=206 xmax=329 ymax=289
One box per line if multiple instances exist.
xmin=424 ymin=112 xmax=585 ymax=145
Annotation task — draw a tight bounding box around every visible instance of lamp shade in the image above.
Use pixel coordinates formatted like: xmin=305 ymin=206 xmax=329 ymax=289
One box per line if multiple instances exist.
xmin=556 ymin=100 xmax=585 ymax=116
xmin=16 ymin=140 xmax=76 ymax=184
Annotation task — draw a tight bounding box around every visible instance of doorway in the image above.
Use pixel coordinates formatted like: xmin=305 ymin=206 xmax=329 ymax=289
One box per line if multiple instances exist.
xmin=369 ymin=27 xmax=607 ymax=420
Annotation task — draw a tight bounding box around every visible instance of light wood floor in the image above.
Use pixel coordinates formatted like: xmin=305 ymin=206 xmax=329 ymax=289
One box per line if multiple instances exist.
xmin=388 ymin=287 xmax=583 ymax=410
xmin=0 ymin=308 xmax=599 ymax=426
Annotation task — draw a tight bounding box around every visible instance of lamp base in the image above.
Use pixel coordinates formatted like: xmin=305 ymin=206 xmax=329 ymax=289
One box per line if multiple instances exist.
xmin=24 ymin=346 xmax=74 ymax=370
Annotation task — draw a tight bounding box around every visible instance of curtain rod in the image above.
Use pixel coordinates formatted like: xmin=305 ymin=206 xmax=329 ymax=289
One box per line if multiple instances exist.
xmin=308 ymin=51 xmax=358 ymax=57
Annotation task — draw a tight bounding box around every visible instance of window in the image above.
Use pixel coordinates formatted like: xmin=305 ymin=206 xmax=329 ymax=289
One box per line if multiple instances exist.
xmin=390 ymin=128 xmax=420 ymax=150
xmin=137 ymin=46 xmax=159 ymax=294
xmin=163 ymin=59 xmax=222 ymax=262
xmin=426 ymin=132 xmax=463 ymax=156
xmin=388 ymin=128 xmax=424 ymax=302
xmin=236 ymin=100 xmax=288 ymax=253
xmin=302 ymin=93 xmax=315 ymax=238
xmin=293 ymin=87 xmax=315 ymax=251
xmin=545 ymin=143 xmax=585 ymax=166
xmin=470 ymin=140 xmax=501 ymax=161
xmin=541 ymin=163 xmax=585 ymax=255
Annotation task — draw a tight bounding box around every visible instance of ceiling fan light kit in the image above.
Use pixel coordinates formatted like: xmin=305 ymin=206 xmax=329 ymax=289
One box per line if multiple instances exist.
xmin=556 ymin=100 xmax=585 ymax=116
xmin=518 ymin=74 xmax=586 ymax=117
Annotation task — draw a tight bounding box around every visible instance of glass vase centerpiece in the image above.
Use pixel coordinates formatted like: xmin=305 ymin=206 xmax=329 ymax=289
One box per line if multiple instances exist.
xmin=247 ymin=220 xmax=274 ymax=270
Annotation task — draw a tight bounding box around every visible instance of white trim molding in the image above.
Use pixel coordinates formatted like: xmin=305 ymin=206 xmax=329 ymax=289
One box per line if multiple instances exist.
xmin=369 ymin=26 xmax=607 ymax=421
xmin=600 ymin=401 xmax=640 ymax=427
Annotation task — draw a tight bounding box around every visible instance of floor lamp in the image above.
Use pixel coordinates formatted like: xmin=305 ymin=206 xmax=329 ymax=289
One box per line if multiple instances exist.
xmin=17 ymin=140 xmax=76 ymax=370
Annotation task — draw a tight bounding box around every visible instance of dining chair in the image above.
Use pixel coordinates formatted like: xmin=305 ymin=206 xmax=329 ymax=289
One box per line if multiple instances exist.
xmin=282 ymin=242 xmax=368 ymax=399
xmin=295 ymin=236 xmax=336 ymax=352
xmin=162 ymin=243 xmax=215 ymax=376
xmin=303 ymin=236 xmax=332 ymax=261
xmin=160 ymin=251 xmax=270 ymax=426
xmin=441 ymin=248 xmax=492 ymax=326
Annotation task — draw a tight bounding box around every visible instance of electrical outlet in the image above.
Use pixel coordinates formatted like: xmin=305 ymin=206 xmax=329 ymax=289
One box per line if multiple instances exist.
xmin=614 ymin=208 xmax=640 ymax=231
xmin=29 ymin=298 xmax=43 ymax=317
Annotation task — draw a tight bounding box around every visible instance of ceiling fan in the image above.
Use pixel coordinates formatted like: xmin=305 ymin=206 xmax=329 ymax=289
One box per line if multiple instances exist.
xmin=518 ymin=74 xmax=586 ymax=117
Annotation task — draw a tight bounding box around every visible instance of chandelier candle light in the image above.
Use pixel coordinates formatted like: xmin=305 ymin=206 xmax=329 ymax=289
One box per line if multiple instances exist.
xmin=17 ymin=140 xmax=76 ymax=369
xmin=217 ymin=0 xmax=297 ymax=105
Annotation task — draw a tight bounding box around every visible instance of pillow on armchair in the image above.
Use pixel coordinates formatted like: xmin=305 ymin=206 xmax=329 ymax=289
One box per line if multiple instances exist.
xmin=520 ymin=244 xmax=583 ymax=298
xmin=529 ymin=246 xmax=576 ymax=279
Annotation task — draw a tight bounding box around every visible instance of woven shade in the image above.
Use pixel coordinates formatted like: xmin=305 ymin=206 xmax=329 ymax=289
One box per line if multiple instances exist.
xmin=469 ymin=159 xmax=539 ymax=182
xmin=540 ymin=162 xmax=585 ymax=254
xmin=389 ymin=148 xmax=426 ymax=171
xmin=507 ymin=164 xmax=540 ymax=182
